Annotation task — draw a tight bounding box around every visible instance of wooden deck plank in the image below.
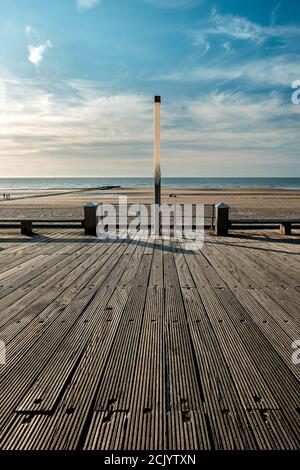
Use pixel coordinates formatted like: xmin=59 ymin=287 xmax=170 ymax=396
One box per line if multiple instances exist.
xmin=16 ymin=235 xmax=146 ymax=413
xmin=0 ymin=238 xmax=135 ymax=435
xmin=0 ymin=229 xmax=299 ymax=450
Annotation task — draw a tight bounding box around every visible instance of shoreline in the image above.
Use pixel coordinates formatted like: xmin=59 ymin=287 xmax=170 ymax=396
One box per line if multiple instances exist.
xmin=1 ymin=185 xmax=300 ymax=197
xmin=1 ymin=186 xmax=300 ymax=193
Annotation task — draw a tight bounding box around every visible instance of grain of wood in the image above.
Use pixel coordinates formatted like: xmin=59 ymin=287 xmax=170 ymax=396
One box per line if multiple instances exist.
xmin=0 ymin=228 xmax=299 ymax=450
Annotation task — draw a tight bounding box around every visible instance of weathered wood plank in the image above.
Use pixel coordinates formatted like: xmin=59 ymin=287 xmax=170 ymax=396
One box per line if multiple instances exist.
xmin=0 ymin=229 xmax=299 ymax=450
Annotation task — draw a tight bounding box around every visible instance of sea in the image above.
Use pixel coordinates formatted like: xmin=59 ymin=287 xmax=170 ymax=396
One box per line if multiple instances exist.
xmin=0 ymin=177 xmax=300 ymax=194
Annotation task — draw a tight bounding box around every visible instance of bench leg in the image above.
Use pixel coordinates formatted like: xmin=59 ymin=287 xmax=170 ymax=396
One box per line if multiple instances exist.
xmin=21 ymin=221 xmax=33 ymax=236
xmin=280 ymin=223 xmax=291 ymax=235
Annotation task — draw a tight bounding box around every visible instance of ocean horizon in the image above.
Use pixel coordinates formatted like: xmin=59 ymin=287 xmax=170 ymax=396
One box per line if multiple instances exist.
xmin=0 ymin=177 xmax=300 ymax=192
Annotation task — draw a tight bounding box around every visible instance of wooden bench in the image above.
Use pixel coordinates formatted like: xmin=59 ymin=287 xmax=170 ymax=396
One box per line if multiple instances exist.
xmin=214 ymin=204 xmax=300 ymax=236
xmin=0 ymin=218 xmax=84 ymax=236
xmin=228 ymin=219 xmax=300 ymax=235
xmin=280 ymin=221 xmax=292 ymax=235
xmin=0 ymin=202 xmax=99 ymax=237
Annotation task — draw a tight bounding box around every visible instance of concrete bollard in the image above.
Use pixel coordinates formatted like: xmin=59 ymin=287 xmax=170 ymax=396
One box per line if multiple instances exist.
xmin=84 ymin=202 xmax=98 ymax=236
xmin=215 ymin=203 xmax=229 ymax=236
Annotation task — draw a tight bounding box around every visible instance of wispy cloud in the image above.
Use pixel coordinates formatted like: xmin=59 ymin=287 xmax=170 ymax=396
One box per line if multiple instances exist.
xmin=207 ymin=10 xmax=263 ymax=42
xmin=28 ymin=40 xmax=53 ymax=65
xmin=271 ymin=3 xmax=281 ymax=26
xmin=25 ymin=24 xmax=38 ymax=37
xmin=0 ymin=77 xmax=298 ymax=176
xmin=190 ymin=9 xmax=300 ymax=46
xmin=0 ymin=78 xmax=154 ymax=176
xmin=223 ymin=41 xmax=232 ymax=54
xmin=76 ymin=0 xmax=100 ymax=12
xmin=157 ymin=55 xmax=300 ymax=87
xmin=190 ymin=33 xmax=210 ymax=55
xmin=141 ymin=0 xmax=204 ymax=9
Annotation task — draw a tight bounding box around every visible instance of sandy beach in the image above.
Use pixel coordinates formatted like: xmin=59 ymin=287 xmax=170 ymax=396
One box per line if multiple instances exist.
xmin=0 ymin=186 xmax=299 ymax=220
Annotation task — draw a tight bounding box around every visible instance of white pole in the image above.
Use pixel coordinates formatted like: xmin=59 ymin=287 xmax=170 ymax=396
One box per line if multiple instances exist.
xmin=154 ymin=96 xmax=161 ymax=235
xmin=154 ymin=96 xmax=161 ymax=206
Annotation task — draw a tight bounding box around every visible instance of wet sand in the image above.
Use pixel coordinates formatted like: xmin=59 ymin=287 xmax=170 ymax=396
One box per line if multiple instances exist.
xmin=0 ymin=187 xmax=299 ymax=220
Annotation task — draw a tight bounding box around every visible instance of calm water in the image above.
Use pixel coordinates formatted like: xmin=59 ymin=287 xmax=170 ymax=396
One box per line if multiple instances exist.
xmin=0 ymin=177 xmax=300 ymax=192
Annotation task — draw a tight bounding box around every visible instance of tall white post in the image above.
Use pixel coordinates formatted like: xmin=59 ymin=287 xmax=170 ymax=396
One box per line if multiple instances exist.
xmin=154 ymin=96 xmax=161 ymax=235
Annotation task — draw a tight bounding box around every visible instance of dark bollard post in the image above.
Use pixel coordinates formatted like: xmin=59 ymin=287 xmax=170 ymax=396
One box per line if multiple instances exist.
xmin=21 ymin=220 xmax=33 ymax=236
xmin=215 ymin=203 xmax=229 ymax=236
xmin=84 ymin=202 xmax=98 ymax=236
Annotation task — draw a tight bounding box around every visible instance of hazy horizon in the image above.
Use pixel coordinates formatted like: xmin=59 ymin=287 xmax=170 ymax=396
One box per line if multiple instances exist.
xmin=0 ymin=175 xmax=300 ymax=180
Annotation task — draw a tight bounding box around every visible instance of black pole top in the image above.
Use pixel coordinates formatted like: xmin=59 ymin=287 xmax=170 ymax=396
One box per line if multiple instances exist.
xmin=154 ymin=96 xmax=161 ymax=103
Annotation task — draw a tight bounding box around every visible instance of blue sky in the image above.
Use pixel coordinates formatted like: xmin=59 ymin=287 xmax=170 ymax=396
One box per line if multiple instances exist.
xmin=0 ymin=0 xmax=300 ymax=177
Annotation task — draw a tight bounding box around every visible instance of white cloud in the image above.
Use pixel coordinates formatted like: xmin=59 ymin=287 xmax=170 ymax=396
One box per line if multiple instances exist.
xmin=191 ymin=33 xmax=210 ymax=55
xmin=157 ymin=55 xmax=300 ymax=87
xmin=209 ymin=12 xmax=263 ymax=42
xmin=271 ymin=3 xmax=281 ymax=26
xmin=142 ymin=0 xmax=204 ymax=8
xmin=191 ymin=9 xmax=300 ymax=45
xmin=28 ymin=40 xmax=53 ymax=65
xmin=0 ymin=77 xmax=298 ymax=176
xmin=25 ymin=24 xmax=39 ymax=38
xmin=223 ymin=41 xmax=232 ymax=54
xmin=76 ymin=0 xmax=100 ymax=12
xmin=25 ymin=25 xmax=33 ymax=36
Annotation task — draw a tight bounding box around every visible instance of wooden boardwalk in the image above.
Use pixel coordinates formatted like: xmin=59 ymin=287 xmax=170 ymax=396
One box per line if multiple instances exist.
xmin=0 ymin=228 xmax=299 ymax=450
